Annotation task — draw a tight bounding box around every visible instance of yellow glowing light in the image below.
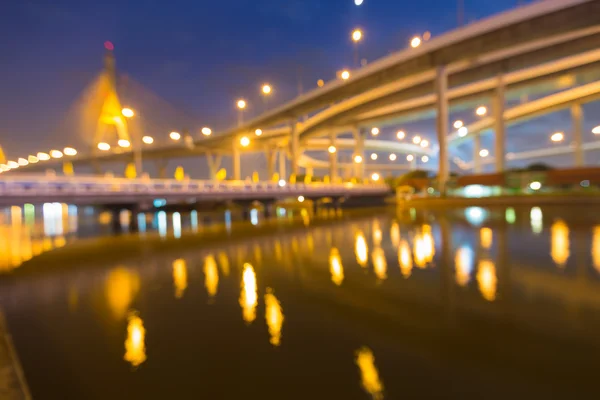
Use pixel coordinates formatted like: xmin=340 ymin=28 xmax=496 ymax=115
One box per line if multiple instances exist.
xmin=421 ymin=155 xmax=429 ymax=163
xmin=341 ymin=70 xmax=351 ymax=80
xmin=329 ymin=247 xmax=345 ymax=286
xmin=354 ymin=155 xmax=363 ymax=163
xmin=476 ymin=106 xmax=488 ymax=116
xmin=371 ymin=127 xmax=379 ymax=136
xmin=370 ymin=153 xmax=378 ymax=161
xmin=237 ymin=99 xmax=247 ymax=109
xmin=407 ymin=154 xmax=414 ymax=162
xmin=455 ymin=246 xmax=474 ymax=287
xmin=118 ymin=139 xmax=131 ymax=148
xmin=121 ymin=108 xmax=135 ymax=118
xmin=204 ymin=254 xmax=219 ymax=298
xmin=453 ymin=120 xmax=464 ymax=129
xmin=201 ymin=127 xmax=212 ymax=136
xmin=105 ymin=268 xmax=140 ymax=320
xmin=262 ymin=84 xmax=272 ymax=95
xmin=124 ymin=313 xmax=147 ymax=367
xmin=50 ymin=150 xmax=63 ymax=159
xmin=551 ymin=132 xmax=564 ymax=142
xmin=37 ymin=152 xmax=51 ymax=161
xmin=328 ymin=145 xmax=337 ymax=154
xmin=27 ymin=155 xmax=39 ymax=164
xmin=372 ymin=247 xmax=387 ymax=281
xmin=7 ymin=161 xmax=18 ymax=169
xmin=389 ymin=154 xmax=397 ymax=161
xmin=593 ymin=126 xmax=600 ymax=135
xmin=17 ymin=158 xmax=28 ymax=166
xmin=412 ymin=135 xmax=421 ymax=144
xmin=97 ymin=142 xmax=111 ymax=151
xmin=372 ymin=221 xmax=382 ymax=246
xmin=355 ymin=231 xmax=369 ymax=267
xmin=317 ymin=79 xmax=325 ymax=87
xmin=593 ymin=227 xmax=600 ymax=273
xmin=352 ymin=29 xmax=362 ymax=42
xmin=264 ymin=289 xmax=284 ymax=346
xmin=297 ymin=195 xmax=305 ymax=203
xmin=142 ymin=136 xmax=154 ymax=144
xmin=254 ymin=129 xmax=262 ymax=136
xmin=371 ymin=172 xmax=380 ymax=182
xmin=172 ymin=259 xmax=188 ymax=299
xmin=170 ymin=131 xmax=181 ymax=141
xmin=477 ymin=259 xmax=497 ymax=301
xmin=414 ymin=225 xmax=435 ymax=268
xmin=479 ymin=149 xmax=489 ymax=158
xmin=420 ymin=139 xmax=429 ymax=148
xmin=63 ymin=147 xmax=77 ymax=156
xmin=551 ymin=220 xmax=570 ymax=267
xmin=240 ymin=263 xmax=258 ymax=323
xmin=240 ymin=136 xmax=250 ymax=147
xmin=480 ymin=227 xmax=493 ymax=250
xmin=389 ymin=222 xmax=400 ymax=248
xmin=410 ymin=36 xmax=422 ymax=48
xmin=396 ymin=130 xmax=406 ymax=140
xmin=355 ymin=347 xmax=384 ymax=399
xmin=399 ymin=240 xmax=413 ymax=278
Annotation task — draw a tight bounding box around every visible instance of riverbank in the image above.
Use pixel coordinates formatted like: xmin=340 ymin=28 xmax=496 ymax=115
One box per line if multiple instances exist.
xmin=0 ymin=311 xmax=30 ymax=400
xmin=402 ymin=193 xmax=600 ymax=208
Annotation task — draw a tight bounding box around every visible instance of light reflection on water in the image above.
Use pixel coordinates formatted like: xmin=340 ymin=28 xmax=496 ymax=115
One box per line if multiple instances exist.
xmin=124 ymin=312 xmax=147 ymax=367
xmin=240 ymin=263 xmax=258 ymax=324
xmin=355 ymin=347 xmax=384 ymax=400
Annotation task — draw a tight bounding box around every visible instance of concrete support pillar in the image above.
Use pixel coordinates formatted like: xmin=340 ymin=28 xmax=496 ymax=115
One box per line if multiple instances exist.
xmin=206 ymin=152 xmax=222 ymax=180
xmin=493 ymin=74 xmax=506 ymax=172
xmin=266 ymin=148 xmax=277 ymax=180
xmin=278 ymin=149 xmax=287 ymax=179
xmin=352 ymin=127 xmax=365 ymax=180
xmin=571 ymin=103 xmax=584 ymax=167
xmin=289 ymin=121 xmax=300 ymax=177
xmin=232 ymin=143 xmax=241 ymax=181
xmin=435 ymin=66 xmax=449 ymax=193
xmin=473 ymin=134 xmax=482 ymax=173
xmin=305 ymin=166 xmax=314 ymax=176
xmin=329 ymin=131 xmax=338 ymax=182
xmin=156 ymin=159 xmax=168 ymax=179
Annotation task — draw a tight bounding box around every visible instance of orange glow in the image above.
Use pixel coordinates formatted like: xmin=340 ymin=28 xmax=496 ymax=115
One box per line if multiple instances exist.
xmin=172 ymin=259 xmax=188 ymax=299
xmin=455 ymin=246 xmax=474 ymax=287
xmin=240 ymin=263 xmax=258 ymax=323
xmin=264 ymin=289 xmax=284 ymax=346
xmin=593 ymin=227 xmax=600 ymax=273
xmin=329 ymin=247 xmax=344 ymax=286
xmin=355 ymin=347 xmax=384 ymax=399
xmin=204 ymin=254 xmax=219 ymax=298
xmin=480 ymin=227 xmax=493 ymax=250
xmin=355 ymin=231 xmax=369 ymax=267
xmin=398 ymin=240 xmax=413 ymax=278
xmin=124 ymin=313 xmax=147 ymax=367
xmin=477 ymin=259 xmax=497 ymax=302
xmin=105 ymin=268 xmax=140 ymax=320
xmin=372 ymin=247 xmax=387 ymax=281
xmin=551 ymin=220 xmax=570 ymax=267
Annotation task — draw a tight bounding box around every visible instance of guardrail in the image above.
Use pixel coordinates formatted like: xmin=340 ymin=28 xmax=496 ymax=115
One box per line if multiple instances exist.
xmin=0 ymin=175 xmax=390 ymax=201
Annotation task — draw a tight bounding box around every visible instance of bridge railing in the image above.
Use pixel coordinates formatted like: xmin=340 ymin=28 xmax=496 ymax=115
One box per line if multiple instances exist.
xmin=0 ymin=175 xmax=390 ymax=198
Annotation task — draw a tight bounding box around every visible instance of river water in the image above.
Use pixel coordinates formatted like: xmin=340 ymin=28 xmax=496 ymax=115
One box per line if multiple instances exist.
xmin=1 ymin=204 xmax=600 ymax=399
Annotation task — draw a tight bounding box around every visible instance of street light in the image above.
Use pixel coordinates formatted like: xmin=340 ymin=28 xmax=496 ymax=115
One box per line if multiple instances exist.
xmin=50 ymin=150 xmax=63 ymax=158
xmin=317 ymin=79 xmax=325 ymax=87
xmin=352 ymin=29 xmax=363 ymax=67
xmin=371 ymin=127 xmax=379 ymax=136
xmin=237 ymin=99 xmax=246 ymax=109
xmin=421 ymin=155 xmax=429 ymax=162
xmin=170 ymin=131 xmax=181 ymax=141
xmin=389 ymin=154 xmax=397 ymax=161
xmin=593 ymin=126 xmax=600 ymax=134
xmin=476 ymin=106 xmax=487 ymax=116
xmin=97 ymin=142 xmax=111 ymax=151
xmin=453 ymin=120 xmax=464 ymax=129
xmin=371 ymin=173 xmax=380 ymax=182
xmin=479 ymin=149 xmax=489 ymax=158
xmin=328 ymin=145 xmax=337 ymax=154
xmin=371 ymin=153 xmax=378 ymax=160
xmin=420 ymin=140 xmax=429 ymax=148
xmin=298 ymin=196 xmax=305 ymax=203
xmin=458 ymin=127 xmax=468 ymax=137
xmin=550 ymin=132 xmax=564 ymax=142
xmin=121 ymin=108 xmax=135 ymax=118
xmin=340 ymin=70 xmax=350 ymax=80
xmin=37 ymin=152 xmax=51 ymax=160
xmin=255 ymin=129 xmax=263 ymax=136
xmin=18 ymin=158 xmax=28 ymax=166
xmin=7 ymin=161 xmax=19 ymax=169
xmin=201 ymin=127 xmax=212 ymax=136
xmin=142 ymin=136 xmax=154 ymax=144
xmin=354 ymin=155 xmax=363 ymax=163
xmin=396 ymin=131 xmax=405 ymax=140
xmin=240 ymin=136 xmax=250 ymax=147
xmin=355 ymin=0 xmax=363 ymax=6
xmin=411 ymin=36 xmax=422 ymax=48
xmin=237 ymin=99 xmax=247 ymax=126
xmin=118 ymin=139 xmax=131 ymax=148
xmin=262 ymin=84 xmax=272 ymax=95
xmin=412 ymin=135 xmax=421 ymax=144
xmin=28 ymin=155 xmax=39 ymax=164
xmin=407 ymin=154 xmax=414 ymax=161
xmin=63 ymin=147 xmax=77 ymax=156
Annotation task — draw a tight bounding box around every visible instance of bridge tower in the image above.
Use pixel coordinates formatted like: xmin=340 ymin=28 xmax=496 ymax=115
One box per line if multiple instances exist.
xmin=93 ymin=42 xmax=132 ymax=152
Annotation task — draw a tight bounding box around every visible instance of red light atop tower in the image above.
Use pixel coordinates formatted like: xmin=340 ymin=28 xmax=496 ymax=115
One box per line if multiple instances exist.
xmin=104 ymin=41 xmax=114 ymax=51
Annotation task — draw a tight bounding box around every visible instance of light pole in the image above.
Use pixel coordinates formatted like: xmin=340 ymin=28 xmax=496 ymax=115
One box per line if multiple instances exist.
xmin=352 ymin=29 xmax=363 ymax=68
xmin=121 ymin=107 xmax=142 ymax=176
xmin=236 ymin=99 xmax=247 ymax=127
xmin=261 ymin=84 xmax=272 ymax=111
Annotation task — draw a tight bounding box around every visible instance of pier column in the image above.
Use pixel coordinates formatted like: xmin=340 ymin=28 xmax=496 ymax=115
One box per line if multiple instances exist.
xmin=329 ymin=131 xmax=338 ymax=182
xmin=572 ymin=103 xmax=584 ymax=167
xmin=290 ymin=120 xmax=300 ymax=177
xmin=473 ymin=134 xmax=482 ymax=173
xmin=206 ymin=152 xmax=222 ymax=180
xmin=232 ymin=142 xmax=241 ymax=180
xmin=435 ymin=66 xmax=449 ymax=193
xmin=352 ymin=126 xmax=365 ymax=180
xmin=266 ymin=147 xmax=277 ymax=180
xmin=278 ymin=149 xmax=287 ymax=180
xmin=493 ymin=74 xmax=506 ymax=172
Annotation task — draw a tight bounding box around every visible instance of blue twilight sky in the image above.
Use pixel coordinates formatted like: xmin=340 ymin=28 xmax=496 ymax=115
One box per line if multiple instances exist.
xmin=0 ymin=0 xmax=523 ymax=157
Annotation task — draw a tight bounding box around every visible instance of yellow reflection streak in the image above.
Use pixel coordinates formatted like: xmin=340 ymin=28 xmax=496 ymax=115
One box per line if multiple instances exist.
xmin=274 ymin=240 xmax=283 ymax=262
xmin=329 ymin=247 xmax=345 ymax=286
xmin=300 ymin=208 xmax=310 ymax=226
xmin=530 ymin=207 xmax=543 ymax=234
xmin=204 ymin=254 xmax=219 ymax=299
xmin=105 ymin=268 xmax=140 ymax=320
xmin=390 ymin=222 xmax=400 ymax=248
xmin=480 ymin=227 xmax=493 ymax=250
xmin=355 ymin=231 xmax=369 ymax=267
xmin=217 ymin=252 xmax=230 ymax=277
xmin=264 ymin=289 xmax=284 ymax=346
xmin=477 ymin=259 xmax=497 ymax=302
xmin=372 ymin=247 xmax=387 ymax=281
xmin=240 ymin=263 xmax=258 ymax=323
xmin=355 ymin=347 xmax=384 ymax=400
xmin=124 ymin=312 xmax=147 ymax=367
xmin=398 ymin=240 xmax=413 ymax=278
xmin=455 ymin=246 xmax=474 ymax=287
xmin=551 ymin=220 xmax=570 ymax=268
xmin=372 ymin=221 xmax=382 ymax=247
xmin=593 ymin=226 xmax=600 ymax=274
xmin=172 ymin=259 xmax=188 ymax=299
